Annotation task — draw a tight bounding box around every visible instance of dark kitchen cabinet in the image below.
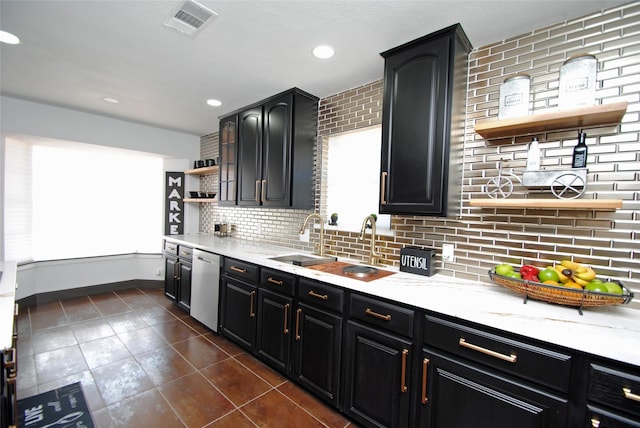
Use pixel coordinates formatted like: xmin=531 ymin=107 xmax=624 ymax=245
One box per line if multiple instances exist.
xmin=219 ymin=258 xmax=260 ymax=351
xmin=255 ymin=268 xmax=296 ymax=374
xmin=379 ymin=24 xmax=471 ymax=216
xmin=219 ymin=88 xmax=318 ymax=209
xmin=293 ymin=279 xmax=345 ymax=408
xmin=418 ymin=314 xmax=571 ymax=428
xmin=163 ymin=241 xmax=192 ymax=312
xmin=218 ymin=114 xmax=237 ymax=205
xmin=343 ymin=295 xmax=415 ymax=428
xmin=418 ymin=347 xmax=568 ymax=428
xmin=585 ymin=362 xmax=640 ymax=427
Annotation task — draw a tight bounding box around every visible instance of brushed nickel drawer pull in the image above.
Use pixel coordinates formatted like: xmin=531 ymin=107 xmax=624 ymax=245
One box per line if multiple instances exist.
xmin=230 ymin=266 xmax=247 ymax=274
xmin=591 ymin=418 xmax=600 ymax=427
xmin=365 ymin=308 xmax=391 ymax=321
xmin=381 ymin=172 xmax=388 ymax=205
xmin=180 ymin=251 xmax=190 ymax=256
xmin=623 ymin=387 xmax=640 ymax=402
xmin=283 ymin=304 xmax=290 ymax=335
xmin=308 ymin=290 xmax=328 ymax=300
xmin=261 ymin=179 xmax=267 ymax=203
xmin=295 ymin=309 xmax=302 ymax=341
xmin=459 ymin=338 xmax=517 ymax=363
xmin=421 ymin=358 xmax=429 ymax=404
xmin=268 ymin=277 xmax=284 ymax=286
xmin=255 ymin=180 xmax=260 ymax=203
xmin=400 ymin=349 xmax=409 ymax=393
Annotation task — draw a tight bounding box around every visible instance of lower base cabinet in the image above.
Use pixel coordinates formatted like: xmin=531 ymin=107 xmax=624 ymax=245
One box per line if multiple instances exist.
xmin=292 ymin=302 xmax=343 ymax=408
xmin=256 ymin=288 xmax=293 ymax=374
xmin=220 ymin=277 xmax=256 ymax=351
xmin=343 ymin=321 xmax=413 ymax=428
xmin=417 ymin=347 xmax=568 ymax=428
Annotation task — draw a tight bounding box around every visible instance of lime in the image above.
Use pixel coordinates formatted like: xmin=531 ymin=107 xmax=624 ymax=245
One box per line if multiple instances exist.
xmin=538 ymin=268 xmax=560 ymax=283
xmin=495 ymin=264 xmax=514 ymax=276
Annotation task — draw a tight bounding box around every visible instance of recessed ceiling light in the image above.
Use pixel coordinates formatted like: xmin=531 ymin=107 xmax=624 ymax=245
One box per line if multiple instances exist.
xmin=0 ymin=30 xmax=20 ymax=45
xmin=103 ymin=97 xmax=120 ymax=104
xmin=207 ymin=99 xmax=222 ymax=107
xmin=313 ymin=45 xmax=334 ymax=59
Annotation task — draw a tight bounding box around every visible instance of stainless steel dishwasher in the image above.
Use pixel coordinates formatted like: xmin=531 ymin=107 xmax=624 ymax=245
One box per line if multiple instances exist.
xmin=191 ymin=249 xmax=221 ymax=332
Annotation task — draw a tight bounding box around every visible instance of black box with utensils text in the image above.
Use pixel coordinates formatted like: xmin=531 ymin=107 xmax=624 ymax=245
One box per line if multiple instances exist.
xmin=400 ymin=247 xmax=436 ymax=277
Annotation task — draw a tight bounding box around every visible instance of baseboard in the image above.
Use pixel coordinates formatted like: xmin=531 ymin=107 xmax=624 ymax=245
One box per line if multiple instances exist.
xmin=17 ymin=279 xmax=163 ymax=308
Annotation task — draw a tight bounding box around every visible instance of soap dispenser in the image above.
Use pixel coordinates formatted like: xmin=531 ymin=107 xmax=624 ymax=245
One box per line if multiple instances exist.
xmin=526 ymin=137 xmax=541 ymax=171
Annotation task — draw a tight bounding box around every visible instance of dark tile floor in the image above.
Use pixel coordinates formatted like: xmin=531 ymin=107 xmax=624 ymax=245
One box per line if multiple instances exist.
xmin=16 ymin=287 xmax=355 ymax=428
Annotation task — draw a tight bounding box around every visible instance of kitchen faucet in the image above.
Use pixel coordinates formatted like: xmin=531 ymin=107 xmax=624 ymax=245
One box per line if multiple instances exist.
xmin=300 ymin=213 xmax=327 ymax=256
xmin=359 ymin=214 xmax=382 ymax=266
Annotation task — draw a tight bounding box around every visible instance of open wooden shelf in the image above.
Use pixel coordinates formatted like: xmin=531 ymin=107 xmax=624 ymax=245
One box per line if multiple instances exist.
xmin=184 ymin=165 xmax=218 ymax=176
xmin=469 ymin=198 xmax=623 ymax=211
xmin=184 ymin=198 xmax=217 ymax=203
xmin=474 ymin=102 xmax=628 ymax=140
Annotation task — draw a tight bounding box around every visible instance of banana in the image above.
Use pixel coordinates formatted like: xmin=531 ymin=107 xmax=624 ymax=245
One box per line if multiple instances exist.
xmin=575 ymin=267 xmax=596 ymax=281
xmin=553 ymin=265 xmax=570 ymax=283
xmin=561 ymin=260 xmax=582 ymax=270
xmin=572 ymin=276 xmax=590 ymax=287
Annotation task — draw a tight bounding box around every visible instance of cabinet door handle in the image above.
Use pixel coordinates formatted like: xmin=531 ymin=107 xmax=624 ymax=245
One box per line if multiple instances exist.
xmin=268 ymin=277 xmax=284 ymax=286
xmin=295 ymin=308 xmax=302 ymax=341
xmin=249 ymin=291 xmax=256 ymax=318
xmin=283 ymin=304 xmax=290 ymax=335
xmin=230 ymin=266 xmax=247 ymax=274
xmin=176 ymin=262 xmax=181 ymax=281
xmin=623 ymin=388 xmax=640 ymax=402
xmin=380 ymin=171 xmax=388 ymax=205
xmin=459 ymin=338 xmax=517 ymax=363
xmin=400 ymin=349 xmax=409 ymax=393
xmin=261 ymin=179 xmax=267 ymax=203
xmin=255 ymin=180 xmax=260 ymax=203
xmin=308 ymin=290 xmax=328 ymax=300
xmin=421 ymin=358 xmax=429 ymax=404
xmin=365 ymin=308 xmax=391 ymax=321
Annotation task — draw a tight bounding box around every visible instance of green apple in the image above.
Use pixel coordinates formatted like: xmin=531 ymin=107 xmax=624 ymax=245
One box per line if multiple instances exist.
xmin=506 ymin=272 xmax=522 ymax=279
xmin=585 ymin=282 xmax=608 ymax=293
xmin=603 ymin=282 xmax=623 ymax=295
xmin=495 ymin=264 xmax=514 ymax=276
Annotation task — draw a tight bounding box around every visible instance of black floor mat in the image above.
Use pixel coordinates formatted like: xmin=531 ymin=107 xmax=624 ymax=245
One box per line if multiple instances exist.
xmin=17 ymin=381 xmax=94 ymax=428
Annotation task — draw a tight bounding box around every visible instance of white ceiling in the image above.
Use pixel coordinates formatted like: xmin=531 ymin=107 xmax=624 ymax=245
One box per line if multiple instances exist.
xmin=0 ymin=0 xmax=630 ymax=136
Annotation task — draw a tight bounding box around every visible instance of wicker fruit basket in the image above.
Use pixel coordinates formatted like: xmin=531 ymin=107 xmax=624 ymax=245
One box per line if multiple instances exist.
xmin=489 ymin=267 xmax=634 ymax=312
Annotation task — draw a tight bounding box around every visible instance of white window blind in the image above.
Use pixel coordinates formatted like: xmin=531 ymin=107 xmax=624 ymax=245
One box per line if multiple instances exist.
xmin=4 ymin=137 xmax=163 ymax=262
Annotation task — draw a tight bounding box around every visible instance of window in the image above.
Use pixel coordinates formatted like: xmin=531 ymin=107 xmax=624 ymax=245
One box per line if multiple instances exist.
xmin=4 ymin=137 xmax=163 ymax=262
xmin=326 ymin=126 xmax=390 ymax=232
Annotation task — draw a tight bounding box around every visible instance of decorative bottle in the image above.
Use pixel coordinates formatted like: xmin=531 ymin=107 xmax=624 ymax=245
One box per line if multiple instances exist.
xmin=526 ymin=137 xmax=541 ymax=171
xmin=572 ymin=132 xmax=588 ymax=168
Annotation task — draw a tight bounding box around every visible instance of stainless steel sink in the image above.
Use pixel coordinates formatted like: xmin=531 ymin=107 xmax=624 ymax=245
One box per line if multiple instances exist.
xmin=270 ymin=253 xmax=337 ymax=267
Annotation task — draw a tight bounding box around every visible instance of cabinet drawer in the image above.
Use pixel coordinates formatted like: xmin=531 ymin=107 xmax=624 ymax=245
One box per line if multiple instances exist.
xmin=424 ymin=315 xmax=572 ymax=393
xmin=224 ymin=258 xmax=259 ymax=283
xmin=164 ymin=241 xmax=178 ymax=255
xmin=298 ymin=279 xmax=344 ymax=313
xmin=178 ymin=246 xmax=193 ymax=260
xmin=589 ymin=363 xmax=640 ymax=417
xmin=349 ymin=294 xmax=414 ymax=338
xmin=260 ymin=268 xmax=295 ymax=296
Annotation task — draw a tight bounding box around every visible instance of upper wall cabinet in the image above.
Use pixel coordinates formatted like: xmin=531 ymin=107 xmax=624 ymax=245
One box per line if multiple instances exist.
xmin=219 ymin=115 xmax=238 ymax=205
xmin=379 ymin=24 xmax=471 ymax=216
xmin=219 ymin=88 xmax=319 ymax=209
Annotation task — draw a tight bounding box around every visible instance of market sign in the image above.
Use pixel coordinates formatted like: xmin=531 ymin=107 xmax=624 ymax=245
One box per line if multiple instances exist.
xmin=165 ymin=172 xmax=184 ymax=235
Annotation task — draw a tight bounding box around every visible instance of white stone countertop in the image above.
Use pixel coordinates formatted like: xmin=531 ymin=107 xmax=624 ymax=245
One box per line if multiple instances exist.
xmin=0 ymin=261 xmax=18 ymax=350
xmin=165 ymin=234 xmax=640 ymax=367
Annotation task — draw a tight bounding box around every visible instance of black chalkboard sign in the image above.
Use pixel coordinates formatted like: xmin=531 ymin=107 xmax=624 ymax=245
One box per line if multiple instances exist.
xmin=165 ymin=171 xmax=185 ymax=235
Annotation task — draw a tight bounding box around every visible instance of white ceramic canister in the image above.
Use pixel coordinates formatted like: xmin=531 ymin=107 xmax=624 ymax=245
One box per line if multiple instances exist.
xmin=498 ymin=74 xmax=530 ymax=119
xmin=558 ymin=54 xmax=597 ymax=109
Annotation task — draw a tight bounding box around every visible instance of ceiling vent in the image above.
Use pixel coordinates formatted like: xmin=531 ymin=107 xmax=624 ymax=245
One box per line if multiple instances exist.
xmin=163 ymin=0 xmax=217 ymax=37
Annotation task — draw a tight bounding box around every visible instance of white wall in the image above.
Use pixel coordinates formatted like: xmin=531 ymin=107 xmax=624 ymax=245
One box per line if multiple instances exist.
xmin=1 ymin=96 xmax=203 ymax=299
